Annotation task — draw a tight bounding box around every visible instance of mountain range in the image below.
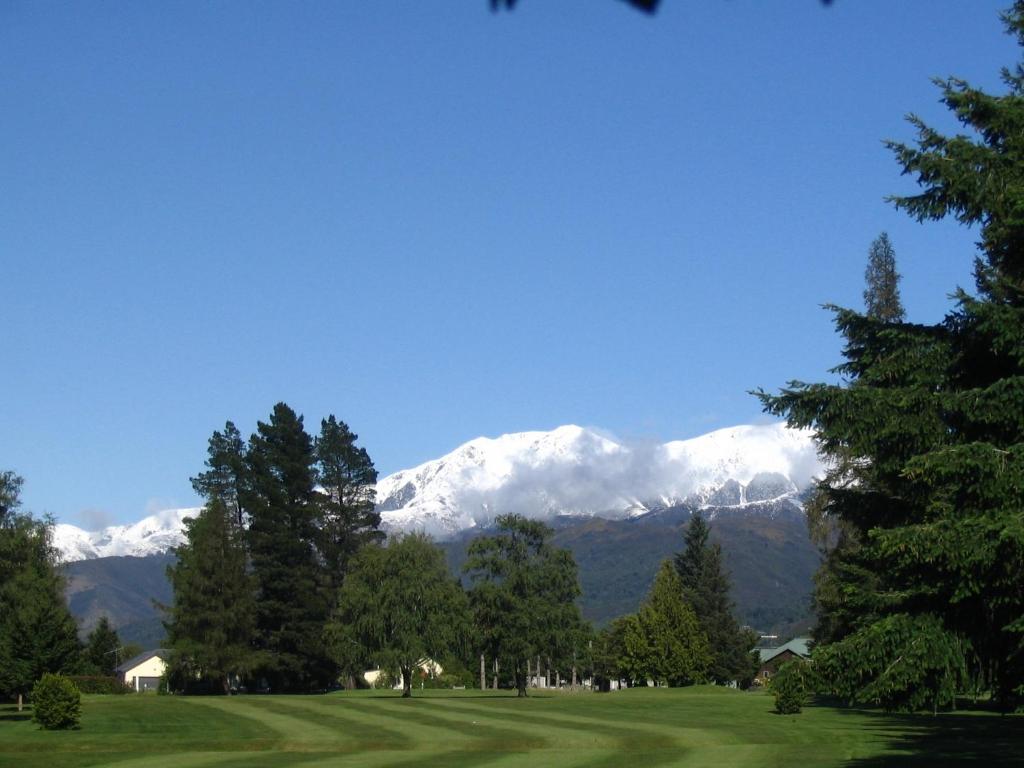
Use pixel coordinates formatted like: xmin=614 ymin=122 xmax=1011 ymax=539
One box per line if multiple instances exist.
xmin=57 ymin=423 xmax=824 ymax=643
xmin=55 ymin=423 xmax=821 ymax=559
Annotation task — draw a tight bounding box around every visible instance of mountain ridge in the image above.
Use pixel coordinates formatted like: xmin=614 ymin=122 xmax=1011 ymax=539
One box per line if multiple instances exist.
xmin=53 ymin=422 xmax=822 ymax=561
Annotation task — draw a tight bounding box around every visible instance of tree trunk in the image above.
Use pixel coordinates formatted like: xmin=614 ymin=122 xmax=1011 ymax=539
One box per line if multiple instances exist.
xmin=492 ymin=658 xmax=498 ymax=690
xmin=526 ymin=656 xmax=532 ymax=688
xmin=516 ymin=661 xmax=528 ymax=698
xmin=17 ymin=693 xmax=23 ymax=712
xmin=222 ymin=675 xmax=231 ymax=695
xmin=572 ymin=665 xmax=577 ymax=688
xmin=480 ymin=653 xmax=486 ymax=691
xmin=347 ymin=673 xmax=356 ymax=691
xmin=401 ymin=665 xmax=413 ymax=698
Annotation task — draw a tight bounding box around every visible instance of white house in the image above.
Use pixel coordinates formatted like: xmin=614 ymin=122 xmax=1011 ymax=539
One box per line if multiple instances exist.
xmin=115 ymin=649 xmax=170 ymax=692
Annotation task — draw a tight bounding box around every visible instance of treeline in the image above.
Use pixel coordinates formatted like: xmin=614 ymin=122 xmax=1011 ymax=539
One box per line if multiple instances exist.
xmin=164 ymin=403 xmax=758 ymax=696
xmin=0 ymin=472 xmax=140 ymax=709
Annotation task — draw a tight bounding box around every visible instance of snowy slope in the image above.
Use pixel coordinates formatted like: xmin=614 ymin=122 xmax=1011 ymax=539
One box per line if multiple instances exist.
xmin=52 ymin=507 xmax=199 ymax=562
xmin=376 ymin=422 xmax=822 ymax=538
xmin=53 ymin=423 xmax=823 ymax=560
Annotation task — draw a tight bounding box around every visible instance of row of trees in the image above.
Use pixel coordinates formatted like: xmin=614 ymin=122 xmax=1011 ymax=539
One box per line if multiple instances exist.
xmin=164 ymin=404 xmax=382 ymax=693
xmin=759 ymin=3 xmax=1024 ymax=712
xmin=591 ymin=515 xmax=758 ymax=689
xmin=166 ymin=404 xmax=758 ymax=696
xmin=0 ymin=471 xmax=136 ymax=708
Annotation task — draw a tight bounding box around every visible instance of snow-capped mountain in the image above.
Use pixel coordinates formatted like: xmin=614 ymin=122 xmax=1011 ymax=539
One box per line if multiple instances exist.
xmin=52 ymin=507 xmax=199 ymax=562
xmin=53 ymin=423 xmax=822 ymax=561
xmin=377 ymin=423 xmax=821 ymax=538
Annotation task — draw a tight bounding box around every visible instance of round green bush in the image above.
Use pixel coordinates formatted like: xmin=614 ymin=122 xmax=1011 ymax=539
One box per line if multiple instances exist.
xmin=771 ymin=659 xmax=813 ymax=715
xmin=31 ymin=673 xmax=82 ymax=730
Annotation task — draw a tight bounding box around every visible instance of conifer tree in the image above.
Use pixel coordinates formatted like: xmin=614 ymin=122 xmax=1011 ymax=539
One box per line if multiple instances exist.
xmin=81 ymin=617 xmax=122 ymax=676
xmin=674 ymin=515 xmax=758 ymax=685
xmin=190 ymin=421 xmax=247 ymax=527
xmin=0 ymin=472 xmax=80 ymax=710
xmin=863 ymin=232 xmax=905 ymax=322
xmin=758 ymin=3 xmax=1024 ymax=710
xmin=315 ymin=415 xmax=381 ymax=593
xmin=165 ymin=498 xmax=256 ymax=694
xmin=245 ymin=403 xmax=335 ymax=692
xmin=619 ymin=560 xmax=709 ymax=686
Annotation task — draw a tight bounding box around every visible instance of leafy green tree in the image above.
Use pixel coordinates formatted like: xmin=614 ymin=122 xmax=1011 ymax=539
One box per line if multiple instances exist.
xmin=315 ymin=415 xmax=382 ymax=593
xmin=619 ymin=561 xmax=709 ymax=686
xmin=165 ymin=498 xmax=256 ymax=694
xmin=863 ymin=232 xmax=905 ymax=323
xmin=758 ymin=4 xmax=1024 ymax=710
xmin=81 ymin=617 xmax=121 ymax=677
xmin=245 ymin=403 xmax=335 ymax=692
xmin=675 ymin=515 xmax=758 ymax=685
xmin=0 ymin=473 xmax=81 ymax=711
xmin=327 ymin=533 xmax=468 ymax=697
xmin=464 ymin=514 xmax=584 ymax=697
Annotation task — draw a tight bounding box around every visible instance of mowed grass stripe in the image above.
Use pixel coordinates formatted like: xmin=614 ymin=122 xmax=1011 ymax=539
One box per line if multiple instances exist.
xmin=189 ymin=697 xmax=346 ymax=749
xmin=434 ymin=697 xmax=686 ymax=750
xmin=263 ymin=696 xmax=412 ymax=749
xmin=354 ymin=696 xmax=547 ymax=753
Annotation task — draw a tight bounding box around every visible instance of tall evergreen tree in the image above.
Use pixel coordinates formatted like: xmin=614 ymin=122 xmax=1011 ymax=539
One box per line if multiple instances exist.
xmin=464 ymin=514 xmax=583 ymax=697
xmin=191 ymin=421 xmax=248 ymax=527
xmin=315 ymin=415 xmax=381 ymax=593
xmin=165 ymin=498 xmax=256 ymax=694
xmin=0 ymin=472 xmax=80 ymax=710
xmin=245 ymin=402 xmax=334 ymax=692
xmin=81 ymin=617 xmax=122 ymax=676
xmin=759 ymin=4 xmax=1024 ymax=710
xmin=863 ymin=232 xmax=905 ymax=322
xmin=619 ymin=560 xmax=709 ymax=687
xmin=674 ymin=515 xmax=757 ymax=685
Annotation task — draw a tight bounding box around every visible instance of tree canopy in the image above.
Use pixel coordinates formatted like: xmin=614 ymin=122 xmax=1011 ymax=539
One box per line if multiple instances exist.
xmin=758 ymin=2 xmax=1024 ymax=710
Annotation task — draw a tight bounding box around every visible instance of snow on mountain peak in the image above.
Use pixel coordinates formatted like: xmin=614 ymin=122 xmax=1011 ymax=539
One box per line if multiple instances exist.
xmin=377 ymin=423 xmax=821 ymax=538
xmin=52 ymin=507 xmax=199 ymax=562
xmin=52 ymin=422 xmax=823 ymax=561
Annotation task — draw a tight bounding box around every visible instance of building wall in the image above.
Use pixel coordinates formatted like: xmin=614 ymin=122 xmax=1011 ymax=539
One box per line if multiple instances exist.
xmin=123 ymin=656 xmax=167 ymax=690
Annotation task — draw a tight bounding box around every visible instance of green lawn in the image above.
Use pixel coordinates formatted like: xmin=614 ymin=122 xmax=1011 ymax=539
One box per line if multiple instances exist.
xmin=1 ymin=687 xmax=1020 ymax=768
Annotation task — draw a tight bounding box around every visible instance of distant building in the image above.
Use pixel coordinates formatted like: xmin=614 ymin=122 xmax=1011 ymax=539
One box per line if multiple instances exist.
xmin=755 ymin=637 xmax=810 ymax=685
xmin=116 ymin=649 xmax=170 ymax=692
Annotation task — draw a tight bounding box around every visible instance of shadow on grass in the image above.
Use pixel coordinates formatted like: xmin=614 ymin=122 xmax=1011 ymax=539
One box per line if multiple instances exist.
xmin=0 ymin=704 xmax=32 ymax=723
xmin=833 ymin=704 xmax=1024 ymax=767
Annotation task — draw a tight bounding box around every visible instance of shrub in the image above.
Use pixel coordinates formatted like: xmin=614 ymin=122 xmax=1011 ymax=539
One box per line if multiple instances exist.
xmin=771 ymin=659 xmax=814 ymax=715
xmin=66 ymin=675 xmax=131 ymax=694
xmin=32 ymin=674 xmax=82 ymax=730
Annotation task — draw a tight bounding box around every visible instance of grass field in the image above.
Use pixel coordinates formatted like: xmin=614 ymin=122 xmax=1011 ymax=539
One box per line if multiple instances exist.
xmin=1 ymin=687 xmax=1021 ymax=768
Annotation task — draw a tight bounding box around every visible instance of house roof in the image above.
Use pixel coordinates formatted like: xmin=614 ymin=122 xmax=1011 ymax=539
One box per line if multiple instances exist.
xmin=757 ymin=637 xmax=811 ymax=664
xmin=115 ymin=648 xmax=171 ymax=674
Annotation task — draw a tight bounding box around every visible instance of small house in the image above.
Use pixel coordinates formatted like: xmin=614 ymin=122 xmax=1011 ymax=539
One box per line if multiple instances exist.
xmin=755 ymin=637 xmax=810 ymax=685
xmin=116 ymin=649 xmax=170 ymax=692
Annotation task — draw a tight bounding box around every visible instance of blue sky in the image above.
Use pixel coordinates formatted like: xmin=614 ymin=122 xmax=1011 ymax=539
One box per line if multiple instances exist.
xmin=2 ymin=1 xmax=1016 ymax=528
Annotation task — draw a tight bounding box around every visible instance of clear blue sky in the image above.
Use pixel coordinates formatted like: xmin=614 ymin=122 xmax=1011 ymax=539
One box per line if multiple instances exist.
xmin=2 ymin=1 xmax=1015 ymax=528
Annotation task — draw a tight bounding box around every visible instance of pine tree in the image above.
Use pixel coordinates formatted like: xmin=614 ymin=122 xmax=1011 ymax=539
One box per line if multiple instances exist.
xmin=81 ymin=616 xmax=122 ymax=676
xmin=619 ymin=560 xmax=709 ymax=686
xmin=863 ymin=232 xmax=905 ymax=322
xmin=0 ymin=472 xmax=81 ymax=710
xmin=758 ymin=4 xmax=1024 ymax=710
xmin=190 ymin=422 xmax=247 ymax=527
xmin=245 ymin=402 xmax=334 ymax=692
xmin=315 ymin=415 xmax=381 ymax=593
xmin=674 ymin=515 xmax=758 ymax=685
xmin=165 ymin=498 xmax=256 ymax=694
